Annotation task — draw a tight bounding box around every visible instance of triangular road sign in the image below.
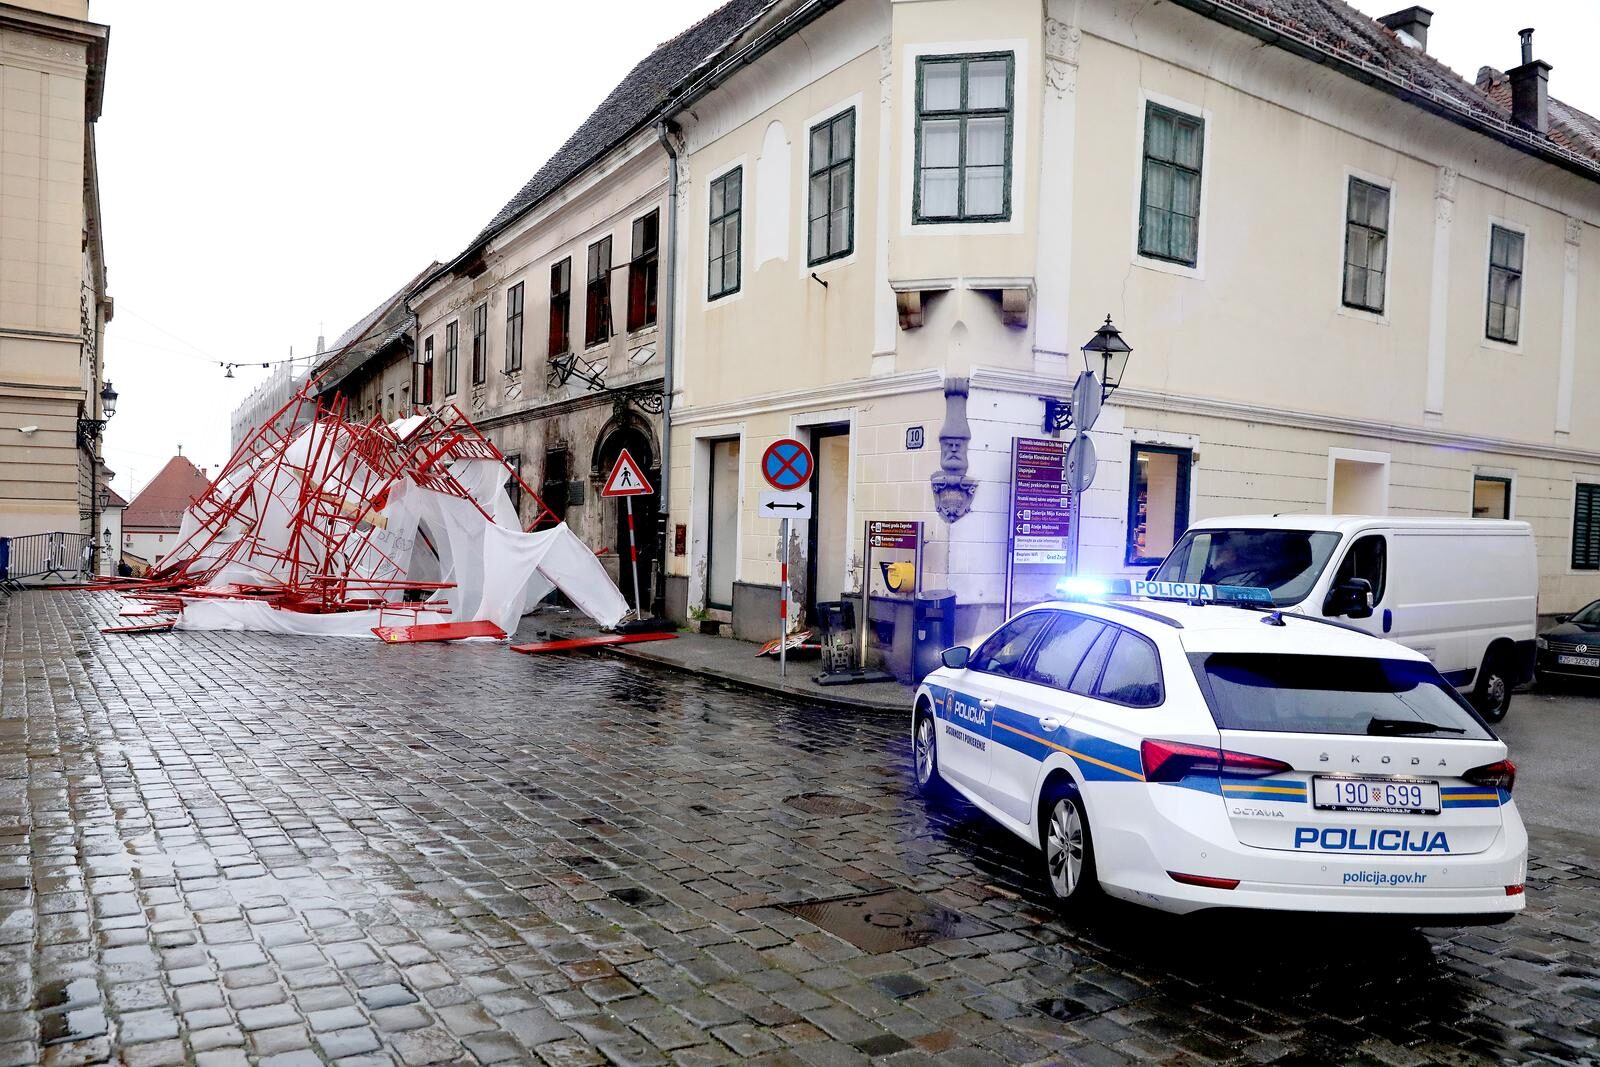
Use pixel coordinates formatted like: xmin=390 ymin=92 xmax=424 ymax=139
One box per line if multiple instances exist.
xmin=601 ymin=448 xmax=653 ymax=497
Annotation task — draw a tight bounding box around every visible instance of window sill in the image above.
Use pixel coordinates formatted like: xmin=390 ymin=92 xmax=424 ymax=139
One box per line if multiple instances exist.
xmin=1335 ymin=303 xmax=1389 ymax=326
xmin=1480 ymin=336 xmax=1524 ymax=356
xmin=1132 ymin=253 xmax=1202 ymax=280
xmin=626 ymin=324 xmax=659 ymax=340
xmin=584 ymin=339 xmax=613 ymax=352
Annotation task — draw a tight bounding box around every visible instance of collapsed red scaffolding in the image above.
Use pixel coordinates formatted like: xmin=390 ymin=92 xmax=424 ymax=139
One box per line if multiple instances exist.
xmin=99 ymin=376 xmax=561 ymax=633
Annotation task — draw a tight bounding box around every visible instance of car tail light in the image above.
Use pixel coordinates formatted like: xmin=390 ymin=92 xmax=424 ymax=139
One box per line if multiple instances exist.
xmin=1463 ymin=759 xmax=1516 ymax=795
xmin=1167 ymin=871 xmax=1240 ymax=890
xmin=1140 ymin=739 xmax=1293 ymax=783
xmin=1505 ymin=884 xmax=1524 ymax=896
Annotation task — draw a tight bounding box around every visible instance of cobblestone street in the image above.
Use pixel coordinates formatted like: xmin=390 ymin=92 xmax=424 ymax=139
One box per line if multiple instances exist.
xmin=1 ymin=590 xmax=1596 ymax=1067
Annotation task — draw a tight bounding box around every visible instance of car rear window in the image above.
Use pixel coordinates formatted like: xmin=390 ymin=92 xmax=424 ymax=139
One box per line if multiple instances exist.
xmin=1189 ymin=654 xmax=1492 ymax=739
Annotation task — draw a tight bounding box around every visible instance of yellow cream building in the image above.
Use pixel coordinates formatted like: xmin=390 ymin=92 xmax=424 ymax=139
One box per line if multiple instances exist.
xmin=0 ymin=0 xmax=110 ymax=548
xmin=656 ymin=0 xmax=1600 ymax=646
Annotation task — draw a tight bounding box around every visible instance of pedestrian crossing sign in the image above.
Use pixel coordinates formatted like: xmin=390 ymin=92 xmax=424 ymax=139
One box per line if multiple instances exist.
xmin=601 ymin=448 xmax=653 ymax=497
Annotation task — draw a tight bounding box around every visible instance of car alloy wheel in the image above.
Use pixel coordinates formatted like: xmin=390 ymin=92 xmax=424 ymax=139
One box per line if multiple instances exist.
xmin=1045 ymin=795 xmax=1088 ymax=900
xmin=914 ymin=713 xmax=939 ymax=793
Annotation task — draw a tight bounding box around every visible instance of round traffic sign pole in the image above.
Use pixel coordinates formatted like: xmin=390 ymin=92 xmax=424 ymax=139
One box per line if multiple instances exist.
xmin=762 ymin=438 xmax=814 ymax=492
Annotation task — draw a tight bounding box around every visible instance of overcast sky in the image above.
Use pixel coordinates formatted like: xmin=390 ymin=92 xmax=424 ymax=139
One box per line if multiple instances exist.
xmin=92 ymin=0 xmax=1599 ymax=498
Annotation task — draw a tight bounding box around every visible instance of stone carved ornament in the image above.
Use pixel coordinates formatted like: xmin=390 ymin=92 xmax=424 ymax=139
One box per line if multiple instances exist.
xmin=930 ymin=377 xmax=978 ymax=523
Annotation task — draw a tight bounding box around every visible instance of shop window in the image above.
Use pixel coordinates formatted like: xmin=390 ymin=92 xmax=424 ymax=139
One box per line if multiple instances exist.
xmin=1472 ymin=475 xmax=1511 ymax=519
xmin=1126 ymin=444 xmax=1191 ymax=567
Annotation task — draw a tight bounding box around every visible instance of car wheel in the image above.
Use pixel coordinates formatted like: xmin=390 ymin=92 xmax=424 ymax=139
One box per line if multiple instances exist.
xmin=913 ymin=709 xmax=943 ymax=795
xmin=1473 ymin=653 xmax=1513 ymax=723
xmin=1041 ymin=785 xmax=1098 ymax=907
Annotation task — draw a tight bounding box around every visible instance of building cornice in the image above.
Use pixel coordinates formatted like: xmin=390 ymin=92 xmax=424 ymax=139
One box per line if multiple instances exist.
xmin=670 ymin=368 xmax=944 ymax=426
xmin=968 ymin=365 xmax=1600 ymax=467
xmin=468 ymin=375 xmax=667 ymax=432
xmin=0 ymin=3 xmax=109 ymax=120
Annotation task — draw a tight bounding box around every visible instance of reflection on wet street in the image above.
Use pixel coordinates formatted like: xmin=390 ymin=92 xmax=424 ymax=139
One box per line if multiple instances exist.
xmin=0 ymin=590 xmax=1595 ymax=1065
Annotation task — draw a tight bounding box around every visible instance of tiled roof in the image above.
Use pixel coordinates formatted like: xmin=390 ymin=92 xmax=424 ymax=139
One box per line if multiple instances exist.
xmin=428 ymin=0 xmax=775 ymax=285
xmin=123 ymin=456 xmax=212 ymax=532
xmin=314 ymin=265 xmax=439 ymax=395
xmin=102 ymin=486 xmax=129 ymax=509
xmin=1476 ymin=67 xmax=1600 ymax=162
xmin=1167 ymin=0 xmax=1600 ymax=178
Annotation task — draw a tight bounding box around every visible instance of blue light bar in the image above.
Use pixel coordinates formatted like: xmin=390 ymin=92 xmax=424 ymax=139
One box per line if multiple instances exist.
xmin=1055 ymin=577 xmax=1274 ymax=606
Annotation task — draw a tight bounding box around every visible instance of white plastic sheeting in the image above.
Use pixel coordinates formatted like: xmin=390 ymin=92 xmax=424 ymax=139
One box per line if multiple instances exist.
xmin=169 ymin=425 xmax=629 ymax=639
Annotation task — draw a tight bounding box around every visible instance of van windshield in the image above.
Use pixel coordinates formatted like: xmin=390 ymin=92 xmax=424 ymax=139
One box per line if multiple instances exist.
xmin=1153 ymin=529 xmax=1341 ymax=607
xmin=1190 ymin=654 xmax=1492 ymax=739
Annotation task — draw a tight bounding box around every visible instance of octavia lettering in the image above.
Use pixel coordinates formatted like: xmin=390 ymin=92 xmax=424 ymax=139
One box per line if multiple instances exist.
xmin=1293 ymin=827 xmax=1450 ymax=853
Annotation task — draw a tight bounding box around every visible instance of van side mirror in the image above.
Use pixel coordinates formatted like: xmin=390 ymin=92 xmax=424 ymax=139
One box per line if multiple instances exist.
xmin=1323 ymin=577 xmax=1375 ymax=620
xmin=940 ymin=646 xmax=970 ymax=669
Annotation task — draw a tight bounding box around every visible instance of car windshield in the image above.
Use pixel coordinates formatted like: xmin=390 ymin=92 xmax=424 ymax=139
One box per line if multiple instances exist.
xmin=1569 ymin=601 xmax=1600 ymax=626
xmin=1190 ymin=653 xmax=1492 ymax=739
xmin=1153 ymin=529 xmax=1342 ymax=607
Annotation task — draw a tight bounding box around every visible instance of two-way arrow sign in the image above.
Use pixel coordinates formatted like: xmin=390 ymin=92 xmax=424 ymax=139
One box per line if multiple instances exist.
xmin=759 ymin=489 xmax=813 ymax=519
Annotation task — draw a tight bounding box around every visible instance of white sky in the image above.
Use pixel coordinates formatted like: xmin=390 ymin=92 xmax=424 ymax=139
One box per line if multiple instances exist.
xmin=91 ymin=0 xmax=1599 ymax=499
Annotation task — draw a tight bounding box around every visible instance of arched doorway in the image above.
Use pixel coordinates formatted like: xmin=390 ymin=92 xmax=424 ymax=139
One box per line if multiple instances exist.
xmin=594 ymin=419 xmax=660 ymax=613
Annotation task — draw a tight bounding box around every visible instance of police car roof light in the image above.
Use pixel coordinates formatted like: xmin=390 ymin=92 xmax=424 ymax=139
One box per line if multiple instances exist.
xmin=1057 ymin=576 xmax=1275 ymax=608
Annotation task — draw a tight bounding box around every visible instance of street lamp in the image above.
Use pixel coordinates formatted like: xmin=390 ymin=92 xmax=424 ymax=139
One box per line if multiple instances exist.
xmin=1080 ymin=315 xmax=1132 ymax=402
xmin=100 ymin=379 xmax=118 ymax=418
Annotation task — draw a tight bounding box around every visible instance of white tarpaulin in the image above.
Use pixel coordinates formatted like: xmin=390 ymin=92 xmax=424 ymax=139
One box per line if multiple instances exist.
xmin=165 ymin=420 xmax=630 ymax=638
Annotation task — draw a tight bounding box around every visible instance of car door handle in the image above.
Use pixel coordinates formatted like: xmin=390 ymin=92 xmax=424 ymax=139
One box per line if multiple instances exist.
xmin=979 ymin=699 xmax=996 ymax=712
xmin=1038 ymin=717 xmax=1063 ymax=731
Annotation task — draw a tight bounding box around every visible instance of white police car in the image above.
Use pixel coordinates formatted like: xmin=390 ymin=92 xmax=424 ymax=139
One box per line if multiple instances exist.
xmin=912 ymin=580 xmax=1527 ymax=923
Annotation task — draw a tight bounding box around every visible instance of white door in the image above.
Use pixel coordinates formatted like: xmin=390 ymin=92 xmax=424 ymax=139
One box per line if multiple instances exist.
xmin=706 ymin=438 xmax=739 ymax=609
xmin=936 ymin=610 xmax=1053 ymax=801
xmin=988 ymin=612 xmax=1112 ymax=824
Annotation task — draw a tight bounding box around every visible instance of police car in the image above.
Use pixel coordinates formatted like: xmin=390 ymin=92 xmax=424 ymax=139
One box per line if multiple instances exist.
xmin=912 ymin=579 xmax=1527 ymax=923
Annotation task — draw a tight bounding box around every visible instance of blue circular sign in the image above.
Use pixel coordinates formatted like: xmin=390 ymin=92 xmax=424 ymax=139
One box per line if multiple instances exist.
xmin=762 ymin=439 xmax=813 ymax=491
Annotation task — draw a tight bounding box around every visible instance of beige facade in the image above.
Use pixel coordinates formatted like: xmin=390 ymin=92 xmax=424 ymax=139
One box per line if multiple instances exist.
xmin=410 ymin=131 xmax=671 ymax=607
xmin=661 ymin=0 xmax=1600 ymax=650
xmin=0 ymin=0 xmax=110 ymax=543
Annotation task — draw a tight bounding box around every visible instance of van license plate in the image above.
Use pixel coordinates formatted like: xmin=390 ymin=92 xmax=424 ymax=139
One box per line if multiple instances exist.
xmin=1313 ymin=776 xmax=1439 ymax=815
xmin=1557 ymin=654 xmax=1600 ymax=668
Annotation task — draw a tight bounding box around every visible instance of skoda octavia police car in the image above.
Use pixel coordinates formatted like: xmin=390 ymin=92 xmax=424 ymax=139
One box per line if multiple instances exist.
xmin=912 ymin=580 xmax=1527 ymax=923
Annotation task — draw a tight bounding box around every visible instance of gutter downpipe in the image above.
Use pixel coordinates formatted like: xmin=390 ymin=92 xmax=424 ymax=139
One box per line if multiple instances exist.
xmin=651 ymin=120 xmax=680 ymax=619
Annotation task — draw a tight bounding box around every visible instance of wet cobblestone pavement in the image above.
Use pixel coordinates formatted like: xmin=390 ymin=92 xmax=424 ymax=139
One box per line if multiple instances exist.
xmin=1 ymin=591 xmax=1597 ymax=1067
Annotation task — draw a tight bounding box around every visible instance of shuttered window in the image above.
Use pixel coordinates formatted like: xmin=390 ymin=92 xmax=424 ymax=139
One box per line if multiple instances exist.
xmin=1139 ymin=103 xmax=1204 ymax=266
xmin=1575 ymin=484 xmax=1600 ymax=570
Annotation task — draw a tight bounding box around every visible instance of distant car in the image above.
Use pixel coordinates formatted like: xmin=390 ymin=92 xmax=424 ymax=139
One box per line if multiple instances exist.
xmin=912 ymin=580 xmax=1527 ymax=925
xmin=1535 ymin=599 xmax=1600 ymax=687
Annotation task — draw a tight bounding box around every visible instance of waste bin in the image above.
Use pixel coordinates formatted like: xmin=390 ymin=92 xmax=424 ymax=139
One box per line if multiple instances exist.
xmin=815 ymin=600 xmax=858 ymax=675
xmin=912 ymin=589 xmax=956 ymax=684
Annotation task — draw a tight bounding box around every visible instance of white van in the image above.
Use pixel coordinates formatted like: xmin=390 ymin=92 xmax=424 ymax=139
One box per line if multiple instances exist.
xmin=1150 ymin=516 xmax=1538 ymax=721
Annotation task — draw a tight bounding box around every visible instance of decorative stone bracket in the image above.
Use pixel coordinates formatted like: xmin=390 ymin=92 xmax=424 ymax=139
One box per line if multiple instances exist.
xmin=889 ymin=278 xmax=954 ymax=331
xmin=889 ymin=277 xmax=1033 ymax=330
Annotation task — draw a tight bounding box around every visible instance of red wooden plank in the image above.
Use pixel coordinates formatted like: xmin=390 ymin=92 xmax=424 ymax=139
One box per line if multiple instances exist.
xmin=101 ymin=622 xmax=176 ymax=634
xmin=372 ymin=620 xmax=506 ymax=643
xmin=510 ymin=632 xmax=678 ymax=654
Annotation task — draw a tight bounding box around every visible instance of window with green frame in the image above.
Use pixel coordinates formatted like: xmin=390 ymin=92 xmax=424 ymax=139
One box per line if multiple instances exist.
xmin=1486 ymin=224 xmax=1524 ymax=343
xmin=1574 ymin=483 xmax=1600 ymax=570
xmin=1138 ymin=103 xmax=1204 ymax=266
xmin=913 ymin=52 xmax=1013 ymax=223
xmin=708 ymin=168 xmax=742 ymax=299
xmin=808 ymin=108 xmax=855 ymax=264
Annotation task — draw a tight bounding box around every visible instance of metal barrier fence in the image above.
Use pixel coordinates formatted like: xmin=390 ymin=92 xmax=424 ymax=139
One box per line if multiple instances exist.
xmin=0 ymin=531 xmax=95 ymax=587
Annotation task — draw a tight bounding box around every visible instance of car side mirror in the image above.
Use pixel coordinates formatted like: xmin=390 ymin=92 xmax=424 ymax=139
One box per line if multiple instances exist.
xmin=1555 ymin=614 xmax=1572 ymax=624
xmin=1145 ymin=567 xmax=1159 ymax=581
xmin=1324 ymin=577 xmax=1375 ymax=619
xmin=940 ymin=646 xmax=970 ymax=669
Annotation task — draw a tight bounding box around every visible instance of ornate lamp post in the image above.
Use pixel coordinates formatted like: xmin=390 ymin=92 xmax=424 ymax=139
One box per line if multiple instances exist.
xmin=77 ymin=380 xmax=118 ymax=575
xmin=1080 ymin=316 xmax=1132 ymax=402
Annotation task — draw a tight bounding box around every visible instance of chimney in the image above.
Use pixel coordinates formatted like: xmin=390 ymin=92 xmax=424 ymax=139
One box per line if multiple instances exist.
xmin=1508 ymin=28 xmax=1551 ymax=135
xmin=1377 ymin=6 xmax=1432 ymax=51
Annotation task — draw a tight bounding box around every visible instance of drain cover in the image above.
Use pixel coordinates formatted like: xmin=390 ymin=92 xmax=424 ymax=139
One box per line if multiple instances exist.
xmin=784 ymin=792 xmax=871 ymax=817
xmin=782 ymin=889 xmax=993 ymax=953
